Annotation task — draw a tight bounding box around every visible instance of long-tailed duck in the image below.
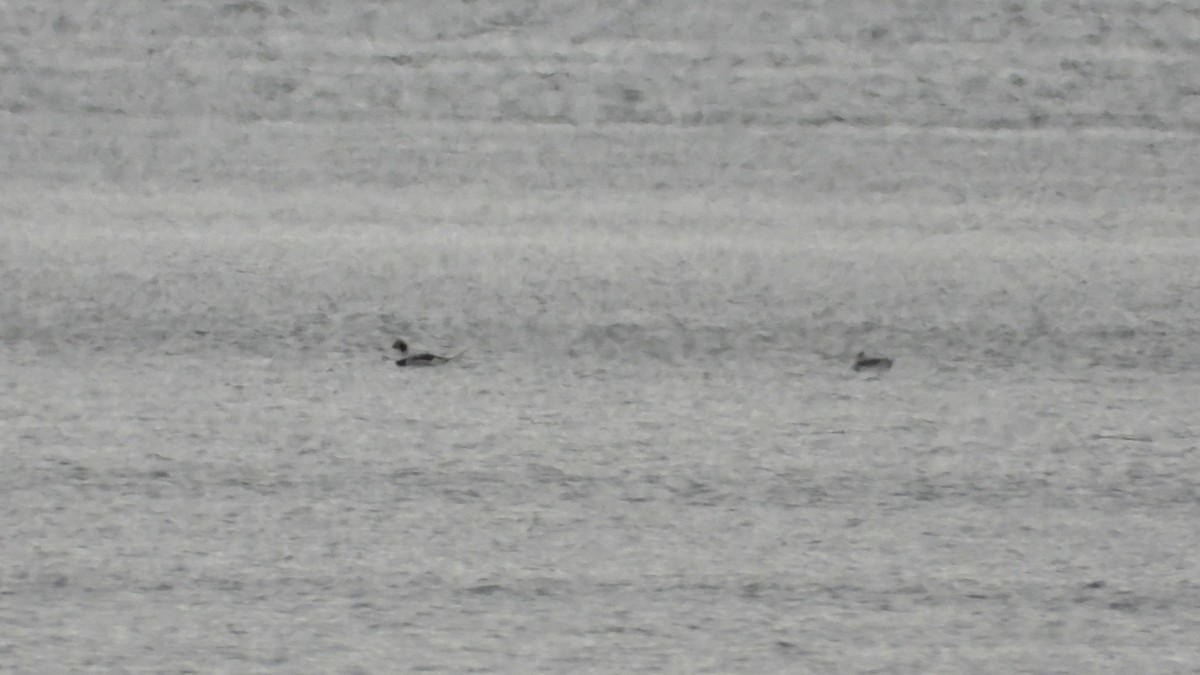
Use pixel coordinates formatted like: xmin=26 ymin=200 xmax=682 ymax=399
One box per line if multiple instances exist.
xmin=393 ymin=338 xmax=463 ymax=367
xmin=853 ymin=351 xmax=893 ymax=371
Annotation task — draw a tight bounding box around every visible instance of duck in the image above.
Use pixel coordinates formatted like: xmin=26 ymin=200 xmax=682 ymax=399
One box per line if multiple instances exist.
xmin=853 ymin=351 xmax=893 ymax=371
xmin=392 ymin=338 xmax=463 ymax=367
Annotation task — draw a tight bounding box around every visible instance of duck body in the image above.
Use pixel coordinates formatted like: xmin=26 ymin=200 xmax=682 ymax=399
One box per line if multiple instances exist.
xmin=396 ymin=353 xmax=453 ymax=367
xmin=853 ymin=351 xmax=893 ymax=371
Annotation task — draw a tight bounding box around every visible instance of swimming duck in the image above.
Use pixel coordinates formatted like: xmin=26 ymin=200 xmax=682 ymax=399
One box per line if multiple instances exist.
xmin=392 ymin=339 xmax=462 ymax=367
xmin=853 ymin=351 xmax=893 ymax=371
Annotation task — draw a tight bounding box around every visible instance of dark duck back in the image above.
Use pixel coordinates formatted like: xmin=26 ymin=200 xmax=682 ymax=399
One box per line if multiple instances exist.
xmin=853 ymin=351 xmax=893 ymax=371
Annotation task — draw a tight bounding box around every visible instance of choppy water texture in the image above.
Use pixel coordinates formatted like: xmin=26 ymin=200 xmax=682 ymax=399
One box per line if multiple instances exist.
xmin=3 ymin=2 xmax=1200 ymax=673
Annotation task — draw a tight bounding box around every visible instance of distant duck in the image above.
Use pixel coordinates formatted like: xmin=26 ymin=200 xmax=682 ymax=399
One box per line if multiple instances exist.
xmin=392 ymin=338 xmax=463 ymax=367
xmin=853 ymin=351 xmax=893 ymax=372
